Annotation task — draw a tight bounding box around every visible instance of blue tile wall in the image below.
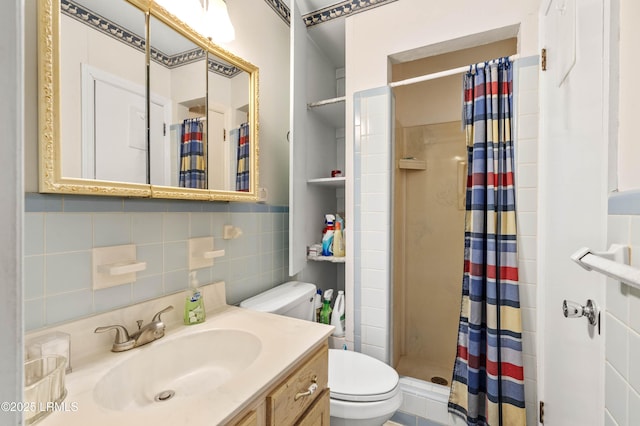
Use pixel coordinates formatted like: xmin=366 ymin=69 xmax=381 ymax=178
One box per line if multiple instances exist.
xmin=24 ymin=193 xmax=290 ymax=331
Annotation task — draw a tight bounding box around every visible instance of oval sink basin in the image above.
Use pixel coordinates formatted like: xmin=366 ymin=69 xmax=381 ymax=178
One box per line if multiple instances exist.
xmin=93 ymin=329 xmax=261 ymax=411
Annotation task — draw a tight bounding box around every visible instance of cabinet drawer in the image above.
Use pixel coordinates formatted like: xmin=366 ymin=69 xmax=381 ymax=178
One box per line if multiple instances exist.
xmin=267 ymin=344 xmax=328 ymax=426
xmin=295 ymin=388 xmax=330 ymax=426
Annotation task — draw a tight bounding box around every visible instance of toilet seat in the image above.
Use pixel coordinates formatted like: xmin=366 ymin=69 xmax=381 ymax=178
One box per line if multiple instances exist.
xmin=328 ymin=349 xmax=400 ymax=403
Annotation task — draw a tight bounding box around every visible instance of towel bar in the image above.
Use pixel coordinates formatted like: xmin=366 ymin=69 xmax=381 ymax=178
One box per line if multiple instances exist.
xmin=571 ymin=244 xmax=640 ymax=290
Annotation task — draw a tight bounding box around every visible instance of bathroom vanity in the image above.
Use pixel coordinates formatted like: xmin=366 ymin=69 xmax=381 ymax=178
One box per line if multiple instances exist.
xmin=28 ymin=282 xmax=333 ymax=425
xmin=228 ymin=343 xmax=329 ymax=425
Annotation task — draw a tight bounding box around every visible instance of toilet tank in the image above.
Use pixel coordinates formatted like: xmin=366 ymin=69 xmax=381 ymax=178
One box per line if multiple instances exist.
xmin=239 ymin=281 xmax=317 ymax=321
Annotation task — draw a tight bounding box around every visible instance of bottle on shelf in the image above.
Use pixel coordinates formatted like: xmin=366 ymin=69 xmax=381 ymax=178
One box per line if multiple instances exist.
xmin=320 ymin=289 xmax=333 ymax=325
xmin=331 ymin=290 xmax=345 ymax=336
xmin=321 ymin=214 xmax=335 ymax=256
xmin=314 ymin=289 xmax=323 ymax=322
xmin=332 ymin=221 xmax=345 ymax=257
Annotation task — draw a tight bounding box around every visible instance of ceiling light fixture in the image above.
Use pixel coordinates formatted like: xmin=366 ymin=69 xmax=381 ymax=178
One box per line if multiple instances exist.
xmin=153 ymin=0 xmax=235 ymax=44
xmin=203 ymin=0 xmax=235 ymax=43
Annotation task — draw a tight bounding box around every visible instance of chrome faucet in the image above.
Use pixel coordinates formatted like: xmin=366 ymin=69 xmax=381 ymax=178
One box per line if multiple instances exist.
xmin=94 ymin=305 xmax=174 ymax=352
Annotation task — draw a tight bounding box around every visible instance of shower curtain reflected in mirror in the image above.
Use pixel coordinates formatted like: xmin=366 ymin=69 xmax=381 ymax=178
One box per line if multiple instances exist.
xmin=235 ymin=122 xmax=250 ymax=192
xmin=179 ymin=118 xmax=206 ymax=189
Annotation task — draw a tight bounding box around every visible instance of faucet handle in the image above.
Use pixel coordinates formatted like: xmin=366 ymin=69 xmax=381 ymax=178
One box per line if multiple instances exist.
xmin=152 ymin=305 xmax=174 ymax=323
xmin=94 ymin=325 xmax=135 ymax=352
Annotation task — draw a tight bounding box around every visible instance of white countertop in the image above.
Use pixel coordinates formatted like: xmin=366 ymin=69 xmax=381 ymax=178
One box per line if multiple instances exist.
xmin=37 ymin=298 xmax=333 ymax=425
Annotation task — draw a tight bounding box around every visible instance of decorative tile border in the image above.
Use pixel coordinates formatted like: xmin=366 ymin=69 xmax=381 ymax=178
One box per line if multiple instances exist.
xmin=61 ymin=0 xmax=240 ymax=78
xmin=262 ymin=0 xmax=398 ymax=27
xmin=263 ymin=0 xmax=291 ymax=25
xmin=208 ymin=59 xmax=243 ymax=78
xmin=61 ymin=0 xmax=146 ymax=54
xmin=150 ymin=46 xmax=206 ymax=69
xmin=302 ymin=0 xmax=399 ymax=27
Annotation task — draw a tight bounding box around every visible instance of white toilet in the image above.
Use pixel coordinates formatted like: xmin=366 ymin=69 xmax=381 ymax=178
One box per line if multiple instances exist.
xmin=240 ymin=281 xmax=402 ymax=426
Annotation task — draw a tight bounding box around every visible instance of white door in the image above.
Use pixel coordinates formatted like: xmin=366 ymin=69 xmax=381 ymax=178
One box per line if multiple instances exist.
xmin=94 ymin=80 xmax=148 ymax=183
xmin=149 ymin=99 xmax=168 ymax=186
xmin=539 ymin=0 xmax=609 ymax=424
xmin=207 ymin=110 xmax=226 ymax=190
xmin=89 ymin=68 xmax=168 ymax=185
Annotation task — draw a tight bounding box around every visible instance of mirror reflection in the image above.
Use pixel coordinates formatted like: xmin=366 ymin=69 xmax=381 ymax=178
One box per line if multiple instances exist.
xmin=59 ymin=0 xmax=147 ymax=183
xmin=206 ymin=52 xmax=251 ymax=192
xmin=148 ymin=15 xmax=207 ymax=188
xmin=41 ymin=0 xmax=259 ymax=200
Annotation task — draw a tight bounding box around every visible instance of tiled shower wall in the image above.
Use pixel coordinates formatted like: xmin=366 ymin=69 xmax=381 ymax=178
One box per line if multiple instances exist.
xmin=354 ymin=56 xmax=540 ymax=425
xmin=353 ymin=86 xmax=394 ymax=362
xmin=514 ymin=56 xmax=540 ymax=426
xmin=23 ymin=194 xmax=289 ymax=331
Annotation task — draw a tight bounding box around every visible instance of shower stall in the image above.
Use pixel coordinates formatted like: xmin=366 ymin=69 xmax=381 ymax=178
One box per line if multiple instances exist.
xmin=392 ymin=120 xmax=466 ymax=386
xmin=390 ymin=39 xmax=517 ymax=388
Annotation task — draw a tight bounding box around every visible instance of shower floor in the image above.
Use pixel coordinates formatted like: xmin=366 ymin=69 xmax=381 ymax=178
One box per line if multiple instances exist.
xmin=396 ymin=354 xmax=452 ymax=385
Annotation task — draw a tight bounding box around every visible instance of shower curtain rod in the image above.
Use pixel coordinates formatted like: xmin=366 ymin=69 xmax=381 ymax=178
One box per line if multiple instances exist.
xmin=389 ymin=54 xmax=519 ymax=88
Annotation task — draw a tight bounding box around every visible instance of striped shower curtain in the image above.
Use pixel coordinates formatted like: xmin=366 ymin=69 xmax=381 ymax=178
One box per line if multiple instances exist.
xmin=179 ymin=118 xmax=206 ymax=189
xmin=235 ymin=122 xmax=250 ymax=191
xmin=448 ymin=58 xmax=526 ymax=426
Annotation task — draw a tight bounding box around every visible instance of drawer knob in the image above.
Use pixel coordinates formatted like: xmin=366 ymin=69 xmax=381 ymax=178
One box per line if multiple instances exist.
xmin=294 ymin=376 xmax=318 ymax=401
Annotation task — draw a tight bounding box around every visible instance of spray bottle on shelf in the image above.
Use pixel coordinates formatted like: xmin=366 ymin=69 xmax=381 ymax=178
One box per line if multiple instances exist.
xmin=184 ymin=271 xmax=205 ymax=325
xmin=331 ymin=290 xmax=345 ymax=336
xmin=314 ymin=289 xmax=323 ymax=322
xmin=320 ymin=289 xmax=333 ymax=325
xmin=321 ymin=215 xmax=335 ymax=256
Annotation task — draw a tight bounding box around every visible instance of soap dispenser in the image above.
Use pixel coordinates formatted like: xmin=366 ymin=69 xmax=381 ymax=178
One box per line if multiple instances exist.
xmin=320 ymin=289 xmax=333 ymax=325
xmin=184 ymin=271 xmax=205 ymax=325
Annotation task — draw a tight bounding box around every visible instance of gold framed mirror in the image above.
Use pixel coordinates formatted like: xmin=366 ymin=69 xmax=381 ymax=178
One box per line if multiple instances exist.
xmin=38 ymin=0 xmax=260 ymax=201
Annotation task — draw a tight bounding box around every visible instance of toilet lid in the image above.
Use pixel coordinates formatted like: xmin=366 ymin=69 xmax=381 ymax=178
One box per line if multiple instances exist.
xmin=328 ymin=349 xmax=400 ymax=402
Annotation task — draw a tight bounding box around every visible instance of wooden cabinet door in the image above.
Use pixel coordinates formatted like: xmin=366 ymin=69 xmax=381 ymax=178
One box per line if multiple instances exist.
xmin=232 ymin=410 xmax=258 ymax=426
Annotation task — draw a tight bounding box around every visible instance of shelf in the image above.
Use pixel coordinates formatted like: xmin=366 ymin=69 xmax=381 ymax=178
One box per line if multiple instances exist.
xmin=307 ymin=177 xmax=346 ymax=188
xmin=307 ymin=96 xmax=345 ymax=128
xmin=307 ymin=254 xmax=346 ymax=263
xmin=92 ymin=244 xmax=145 ymax=290
xmin=189 ymin=237 xmax=225 ymax=270
xmin=398 ymin=158 xmax=426 ymax=170
xmin=97 ymin=261 xmax=147 ymax=276
xmin=308 ymin=96 xmax=345 ymax=108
